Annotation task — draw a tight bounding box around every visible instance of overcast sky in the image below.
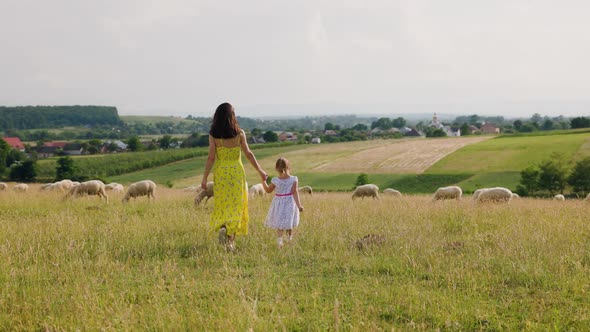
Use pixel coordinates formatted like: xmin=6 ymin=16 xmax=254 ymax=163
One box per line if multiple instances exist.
xmin=1 ymin=1 xmax=589 ymax=118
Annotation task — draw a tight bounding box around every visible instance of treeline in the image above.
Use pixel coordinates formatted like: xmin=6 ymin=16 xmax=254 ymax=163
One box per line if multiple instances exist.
xmin=0 ymin=106 xmax=123 ymax=129
xmin=516 ymin=153 xmax=590 ymax=197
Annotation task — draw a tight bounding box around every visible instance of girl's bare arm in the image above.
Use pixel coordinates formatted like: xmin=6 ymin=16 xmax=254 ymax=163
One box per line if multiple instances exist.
xmin=292 ymin=179 xmax=304 ymax=211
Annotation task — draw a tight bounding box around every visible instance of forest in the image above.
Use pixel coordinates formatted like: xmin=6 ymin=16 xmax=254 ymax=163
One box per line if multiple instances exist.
xmin=0 ymin=106 xmax=123 ymax=129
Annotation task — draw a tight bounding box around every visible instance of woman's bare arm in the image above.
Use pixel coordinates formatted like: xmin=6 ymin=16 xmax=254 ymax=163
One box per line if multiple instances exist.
xmin=240 ymin=130 xmax=267 ymax=181
xmin=201 ymin=135 xmax=216 ymax=189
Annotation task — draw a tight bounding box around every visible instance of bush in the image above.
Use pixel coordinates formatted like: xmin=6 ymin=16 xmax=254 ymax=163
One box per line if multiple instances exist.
xmin=354 ymin=173 xmax=368 ymax=188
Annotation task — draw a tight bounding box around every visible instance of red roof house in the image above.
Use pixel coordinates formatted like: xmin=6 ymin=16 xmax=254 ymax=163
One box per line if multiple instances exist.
xmin=2 ymin=137 xmax=25 ymax=151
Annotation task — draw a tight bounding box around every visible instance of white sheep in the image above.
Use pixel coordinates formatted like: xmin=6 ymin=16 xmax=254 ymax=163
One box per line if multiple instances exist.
xmin=182 ymin=186 xmax=198 ymax=192
xmin=472 ymin=188 xmax=487 ymax=200
xmin=511 ymin=193 xmax=520 ymax=199
xmin=299 ymin=185 xmax=313 ymax=196
xmin=13 ymin=183 xmax=29 ymax=192
xmin=248 ymin=183 xmax=265 ymax=197
xmin=66 ymin=180 xmax=108 ymax=202
xmin=476 ymin=187 xmax=512 ymax=203
xmin=382 ymin=188 xmax=402 ymax=197
xmin=40 ymin=183 xmax=55 ymax=191
xmin=554 ymin=194 xmax=565 ymax=201
xmin=0 ymin=182 xmax=8 ymax=190
xmin=105 ymin=182 xmax=125 ymax=193
xmin=352 ymin=184 xmax=380 ymax=200
xmin=55 ymin=179 xmax=74 ymax=191
xmin=432 ymin=186 xmax=462 ymax=201
xmin=122 ymin=180 xmax=156 ymax=202
xmin=195 ymin=182 xmax=214 ymax=205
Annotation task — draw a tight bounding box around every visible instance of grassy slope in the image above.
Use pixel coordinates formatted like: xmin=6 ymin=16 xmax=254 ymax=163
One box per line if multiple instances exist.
xmin=102 ymin=131 xmax=590 ymax=193
xmin=426 ymin=132 xmax=590 ymax=192
xmin=1 ymin=189 xmax=588 ymax=330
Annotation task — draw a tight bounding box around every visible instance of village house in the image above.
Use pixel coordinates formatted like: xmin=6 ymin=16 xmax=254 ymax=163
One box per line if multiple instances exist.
xmin=2 ymin=137 xmax=25 ymax=152
xmin=278 ymin=132 xmax=298 ymax=142
xmin=480 ymin=123 xmax=500 ymax=134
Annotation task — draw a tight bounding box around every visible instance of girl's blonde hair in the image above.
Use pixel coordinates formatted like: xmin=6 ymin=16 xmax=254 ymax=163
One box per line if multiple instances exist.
xmin=275 ymin=157 xmax=290 ymax=174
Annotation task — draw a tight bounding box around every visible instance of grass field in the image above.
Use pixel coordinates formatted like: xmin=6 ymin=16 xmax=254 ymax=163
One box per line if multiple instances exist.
xmin=83 ymin=131 xmax=590 ymax=193
xmin=1 ymin=186 xmax=589 ymax=330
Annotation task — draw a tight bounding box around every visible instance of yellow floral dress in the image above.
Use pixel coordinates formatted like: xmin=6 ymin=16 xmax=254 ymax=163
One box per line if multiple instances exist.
xmin=210 ymin=136 xmax=249 ymax=236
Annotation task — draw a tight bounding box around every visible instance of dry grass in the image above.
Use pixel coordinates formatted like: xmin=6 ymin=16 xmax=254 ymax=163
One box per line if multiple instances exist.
xmin=0 ymin=186 xmax=589 ymax=330
xmin=256 ymin=136 xmax=490 ymax=174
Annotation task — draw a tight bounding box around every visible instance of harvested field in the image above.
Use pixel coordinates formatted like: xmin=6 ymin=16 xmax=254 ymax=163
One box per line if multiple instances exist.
xmin=311 ymin=136 xmax=491 ymax=173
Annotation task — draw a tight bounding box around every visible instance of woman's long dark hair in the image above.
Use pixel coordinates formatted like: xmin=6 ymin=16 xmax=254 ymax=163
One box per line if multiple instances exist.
xmin=209 ymin=102 xmax=241 ymax=138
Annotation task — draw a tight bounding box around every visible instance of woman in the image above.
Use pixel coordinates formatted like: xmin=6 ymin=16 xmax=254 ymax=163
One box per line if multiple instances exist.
xmin=201 ymin=103 xmax=267 ymax=250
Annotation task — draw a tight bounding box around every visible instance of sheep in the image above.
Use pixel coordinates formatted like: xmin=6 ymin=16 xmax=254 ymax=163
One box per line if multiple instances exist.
xmin=55 ymin=179 xmax=74 ymax=191
xmin=13 ymin=183 xmax=28 ymax=192
xmin=105 ymin=182 xmax=124 ymax=193
xmin=248 ymin=183 xmax=265 ymax=197
xmin=122 ymin=180 xmax=156 ymax=202
xmin=0 ymin=182 xmax=7 ymax=190
xmin=298 ymin=185 xmax=313 ymax=196
xmin=382 ymin=188 xmax=402 ymax=197
xmin=182 ymin=186 xmax=199 ymax=192
xmin=472 ymin=188 xmax=487 ymax=200
xmin=511 ymin=193 xmax=520 ymax=199
xmin=352 ymin=184 xmax=380 ymax=200
xmin=432 ymin=186 xmax=462 ymax=201
xmin=195 ymin=182 xmax=214 ymax=205
xmin=554 ymin=194 xmax=565 ymax=201
xmin=66 ymin=180 xmax=108 ymax=202
xmin=476 ymin=187 xmax=512 ymax=203
xmin=40 ymin=183 xmax=55 ymax=191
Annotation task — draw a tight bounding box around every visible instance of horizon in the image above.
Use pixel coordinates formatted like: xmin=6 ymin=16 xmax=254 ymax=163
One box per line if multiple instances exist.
xmin=2 ymin=2 xmax=589 ymax=118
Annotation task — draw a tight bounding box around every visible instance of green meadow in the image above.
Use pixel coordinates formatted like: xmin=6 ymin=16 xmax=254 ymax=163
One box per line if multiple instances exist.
xmin=104 ymin=132 xmax=590 ymax=194
xmin=0 ymin=188 xmax=589 ymax=330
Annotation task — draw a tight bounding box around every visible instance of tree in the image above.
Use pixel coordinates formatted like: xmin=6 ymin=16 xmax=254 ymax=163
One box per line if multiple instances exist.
xmin=513 ymin=120 xmax=523 ymax=131
xmin=352 ymin=123 xmax=368 ymax=131
xmin=530 ymin=113 xmax=542 ymax=125
xmin=541 ymin=119 xmax=554 ymax=131
xmin=568 ymin=157 xmax=590 ymax=196
xmin=519 ymin=123 xmax=537 ymax=132
xmin=371 ymin=118 xmax=393 ymax=130
xmin=0 ymin=139 xmax=10 ymax=175
xmin=55 ymin=156 xmax=77 ymax=181
xmin=159 ymin=135 xmax=172 ymax=149
xmin=570 ymin=117 xmax=590 ymax=129
xmin=324 ymin=122 xmax=335 ymax=130
xmin=392 ymin=117 xmax=406 ymax=129
xmin=425 ymin=128 xmax=446 ymax=137
xmin=251 ymin=128 xmax=261 ymax=137
xmin=127 ymin=135 xmax=143 ymax=152
xmin=9 ymin=160 xmax=37 ymax=182
xmin=460 ymin=123 xmax=470 ymax=136
xmin=263 ymin=131 xmax=278 ymax=142
xmin=355 ymin=173 xmax=369 ymax=188
xmin=537 ymin=156 xmax=568 ymax=195
xmin=518 ymin=166 xmax=540 ymax=196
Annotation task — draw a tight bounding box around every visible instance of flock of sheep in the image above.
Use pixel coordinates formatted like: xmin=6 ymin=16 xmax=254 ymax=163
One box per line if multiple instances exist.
xmin=0 ymin=179 xmax=157 ymax=203
xmin=351 ymin=183 xmax=586 ymax=202
xmin=0 ymin=180 xmax=586 ymax=203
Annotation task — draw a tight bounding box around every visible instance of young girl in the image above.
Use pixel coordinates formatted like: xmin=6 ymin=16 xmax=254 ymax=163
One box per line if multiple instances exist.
xmin=262 ymin=157 xmax=304 ymax=247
